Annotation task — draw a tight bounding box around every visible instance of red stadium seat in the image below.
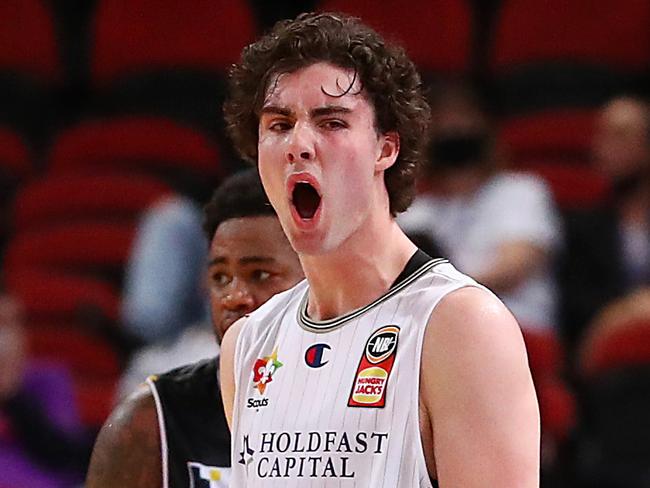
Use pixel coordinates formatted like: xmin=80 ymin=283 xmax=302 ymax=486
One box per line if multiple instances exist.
xmin=317 ymin=0 xmax=472 ymax=74
xmin=519 ymin=163 xmax=610 ymax=210
xmin=490 ymin=0 xmax=650 ymax=116
xmin=522 ymin=329 xmax=577 ymax=443
xmin=498 ymin=109 xmax=610 ymax=208
xmin=5 ymin=270 xmax=120 ymax=323
xmin=4 ymin=222 xmax=135 ymax=282
xmin=0 ymin=127 xmax=33 ymax=181
xmin=13 ymin=173 xmax=172 ymax=232
xmin=91 ymin=0 xmax=257 ymax=86
xmin=0 ymin=0 xmax=61 ymax=82
xmin=580 ymin=319 xmax=650 ymax=377
xmin=498 ymin=109 xmax=597 ymax=163
xmin=522 ymin=329 xmax=564 ymax=378
xmin=492 ymin=0 xmax=650 ymax=72
xmin=75 ymin=376 xmax=118 ymax=428
xmin=0 ymin=127 xmax=34 ymax=249
xmin=48 ymin=117 xmax=222 ymax=181
xmin=26 ymin=321 xmax=121 ymax=379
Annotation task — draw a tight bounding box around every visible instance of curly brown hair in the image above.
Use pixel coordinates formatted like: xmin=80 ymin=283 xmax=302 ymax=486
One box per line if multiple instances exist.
xmin=224 ymin=12 xmax=431 ymax=215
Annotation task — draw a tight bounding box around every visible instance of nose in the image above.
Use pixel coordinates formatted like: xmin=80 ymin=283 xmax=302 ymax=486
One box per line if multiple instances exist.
xmin=221 ymin=280 xmax=256 ymax=313
xmin=286 ymin=123 xmax=315 ymax=163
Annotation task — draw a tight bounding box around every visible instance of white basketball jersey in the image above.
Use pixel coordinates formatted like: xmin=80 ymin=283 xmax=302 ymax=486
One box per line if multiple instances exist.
xmin=230 ymin=258 xmax=480 ymax=487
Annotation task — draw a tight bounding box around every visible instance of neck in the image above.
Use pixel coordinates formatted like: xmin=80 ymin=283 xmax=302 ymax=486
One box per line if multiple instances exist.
xmin=299 ymin=217 xmax=417 ymax=321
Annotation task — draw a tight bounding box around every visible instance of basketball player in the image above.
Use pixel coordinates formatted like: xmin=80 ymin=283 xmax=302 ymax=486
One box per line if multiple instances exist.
xmin=86 ymin=169 xmax=303 ymax=487
xmin=221 ymin=13 xmax=540 ymax=487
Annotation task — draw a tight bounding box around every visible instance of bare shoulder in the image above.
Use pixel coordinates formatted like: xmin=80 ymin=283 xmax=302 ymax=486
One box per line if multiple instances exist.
xmin=424 ymin=285 xmax=526 ymax=358
xmin=86 ymin=382 xmax=162 ymax=488
xmin=420 ymin=286 xmax=539 ymax=487
xmin=220 ymin=316 xmax=248 ymax=430
xmin=221 ymin=315 xmax=247 ymax=359
xmin=421 ymin=285 xmax=532 ymax=402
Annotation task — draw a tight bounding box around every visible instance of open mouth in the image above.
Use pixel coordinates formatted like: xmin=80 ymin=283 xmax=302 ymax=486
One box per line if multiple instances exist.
xmin=291 ymin=182 xmax=321 ymax=220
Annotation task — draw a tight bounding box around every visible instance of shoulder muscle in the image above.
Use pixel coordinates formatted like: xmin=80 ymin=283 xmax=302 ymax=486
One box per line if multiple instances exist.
xmin=421 ymin=286 xmax=540 ymax=487
xmin=86 ymin=383 xmax=162 ymax=488
xmin=220 ymin=316 xmax=247 ymax=430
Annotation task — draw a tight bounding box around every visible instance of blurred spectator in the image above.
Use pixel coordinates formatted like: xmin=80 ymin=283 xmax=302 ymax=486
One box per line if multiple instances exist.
xmin=121 ymin=195 xmax=209 ymax=344
xmin=118 ymin=321 xmax=215 ymax=400
xmin=399 ymin=82 xmax=562 ymax=331
xmin=572 ymin=287 xmax=650 ymax=488
xmin=561 ymin=96 xmax=650 ymax=349
xmin=0 ymin=294 xmax=89 ymax=487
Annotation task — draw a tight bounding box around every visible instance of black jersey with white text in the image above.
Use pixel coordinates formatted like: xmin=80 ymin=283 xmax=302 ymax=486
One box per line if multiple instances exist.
xmin=147 ymin=358 xmax=231 ymax=487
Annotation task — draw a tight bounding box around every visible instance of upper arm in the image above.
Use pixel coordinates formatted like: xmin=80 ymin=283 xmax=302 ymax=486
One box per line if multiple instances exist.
xmin=421 ymin=287 xmax=540 ymax=487
xmin=220 ymin=317 xmax=246 ymax=430
xmin=86 ymin=383 xmax=162 ymax=488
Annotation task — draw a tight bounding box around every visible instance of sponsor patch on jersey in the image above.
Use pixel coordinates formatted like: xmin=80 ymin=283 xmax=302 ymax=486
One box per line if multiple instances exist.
xmin=187 ymin=461 xmax=231 ymax=487
xmin=304 ymin=343 xmax=331 ymax=368
xmin=348 ymin=326 xmax=399 ymax=408
xmin=252 ymin=347 xmax=283 ymax=395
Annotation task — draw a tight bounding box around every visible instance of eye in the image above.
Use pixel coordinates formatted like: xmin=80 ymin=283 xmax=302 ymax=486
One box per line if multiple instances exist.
xmin=211 ymin=272 xmax=231 ymax=287
xmin=321 ymin=119 xmax=347 ymax=130
xmin=268 ymin=120 xmax=292 ymax=132
xmin=251 ymin=270 xmax=271 ymax=282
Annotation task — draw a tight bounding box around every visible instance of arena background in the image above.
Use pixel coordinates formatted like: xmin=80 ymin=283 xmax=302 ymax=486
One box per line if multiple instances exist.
xmin=0 ymin=1 xmax=649 ymax=487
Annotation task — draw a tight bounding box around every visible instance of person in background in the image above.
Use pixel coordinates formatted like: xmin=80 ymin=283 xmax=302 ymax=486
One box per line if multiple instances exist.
xmin=561 ymin=95 xmax=650 ymax=349
xmin=0 ymin=294 xmax=88 ymax=488
xmin=399 ymin=81 xmax=562 ymax=332
xmin=86 ymin=169 xmax=303 ymax=488
xmin=121 ymin=195 xmax=209 ymax=344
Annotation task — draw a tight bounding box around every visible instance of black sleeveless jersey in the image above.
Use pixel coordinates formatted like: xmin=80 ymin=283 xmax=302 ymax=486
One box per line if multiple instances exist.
xmin=148 ymin=357 xmax=232 ymax=487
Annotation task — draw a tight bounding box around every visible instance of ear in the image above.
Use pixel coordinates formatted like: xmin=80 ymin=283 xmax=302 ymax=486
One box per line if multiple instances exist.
xmin=375 ymin=131 xmax=400 ymax=172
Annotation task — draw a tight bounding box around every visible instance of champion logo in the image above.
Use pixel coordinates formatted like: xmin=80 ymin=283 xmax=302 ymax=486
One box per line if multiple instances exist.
xmin=304 ymin=343 xmax=331 ymax=368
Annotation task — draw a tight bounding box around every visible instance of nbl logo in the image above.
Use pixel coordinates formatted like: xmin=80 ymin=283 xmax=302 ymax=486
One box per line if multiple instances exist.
xmin=365 ymin=326 xmax=399 ymax=363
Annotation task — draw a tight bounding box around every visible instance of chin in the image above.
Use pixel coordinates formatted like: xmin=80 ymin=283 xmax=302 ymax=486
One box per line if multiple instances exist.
xmin=289 ymin=229 xmax=345 ymax=257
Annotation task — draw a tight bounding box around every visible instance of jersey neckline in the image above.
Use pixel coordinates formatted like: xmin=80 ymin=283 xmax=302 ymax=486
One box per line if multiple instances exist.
xmin=297 ymin=255 xmax=448 ymax=333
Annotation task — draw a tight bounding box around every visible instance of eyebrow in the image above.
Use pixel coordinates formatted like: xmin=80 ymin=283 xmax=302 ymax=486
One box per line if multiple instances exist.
xmin=259 ymin=105 xmax=353 ymax=119
xmin=208 ymin=256 xmax=276 ymax=266
xmin=260 ymin=105 xmax=291 ymax=117
xmin=310 ymin=105 xmax=352 ymax=118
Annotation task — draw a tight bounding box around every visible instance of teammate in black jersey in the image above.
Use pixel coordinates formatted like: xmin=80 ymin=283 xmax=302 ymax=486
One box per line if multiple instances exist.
xmin=86 ymin=169 xmax=303 ymax=488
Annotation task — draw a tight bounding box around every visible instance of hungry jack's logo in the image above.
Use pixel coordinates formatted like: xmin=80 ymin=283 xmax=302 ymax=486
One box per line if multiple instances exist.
xmin=348 ymin=326 xmax=400 ymax=408
xmin=253 ymin=347 xmax=283 ymax=395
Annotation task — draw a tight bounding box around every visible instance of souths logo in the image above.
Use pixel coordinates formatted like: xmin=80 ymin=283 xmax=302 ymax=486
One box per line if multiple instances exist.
xmin=252 ymin=347 xmax=283 ymax=395
xmin=348 ymin=326 xmax=400 ymax=408
xmin=304 ymin=343 xmax=331 ymax=368
xmin=187 ymin=462 xmax=231 ymax=487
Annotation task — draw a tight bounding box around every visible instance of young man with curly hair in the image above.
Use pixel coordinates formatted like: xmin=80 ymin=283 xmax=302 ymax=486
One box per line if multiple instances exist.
xmin=221 ymin=12 xmax=539 ymax=488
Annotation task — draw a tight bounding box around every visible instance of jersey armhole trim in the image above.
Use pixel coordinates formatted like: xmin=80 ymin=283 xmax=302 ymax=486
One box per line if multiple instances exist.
xmin=146 ymin=377 xmax=169 ymax=488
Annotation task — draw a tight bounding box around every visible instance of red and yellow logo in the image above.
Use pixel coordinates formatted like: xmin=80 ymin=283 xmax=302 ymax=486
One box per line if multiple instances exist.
xmin=252 ymin=347 xmax=283 ymax=395
xmin=348 ymin=326 xmax=400 ymax=408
